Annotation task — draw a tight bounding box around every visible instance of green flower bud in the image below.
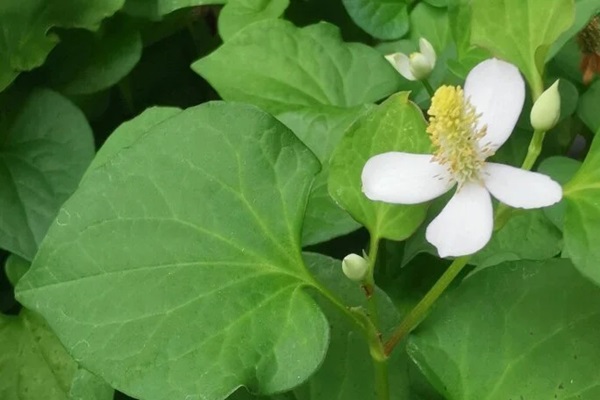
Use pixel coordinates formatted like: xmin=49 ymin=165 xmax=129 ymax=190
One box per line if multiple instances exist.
xmin=530 ymin=80 xmax=561 ymax=131
xmin=342 ymin=253 xmax=368 ymax=282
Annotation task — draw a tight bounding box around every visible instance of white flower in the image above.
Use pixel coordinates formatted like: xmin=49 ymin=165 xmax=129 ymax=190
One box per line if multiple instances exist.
xmin=385 ymin=38 xmax=436 ymax=81
xmin=361 ymin=58 xmax=563 ymax=258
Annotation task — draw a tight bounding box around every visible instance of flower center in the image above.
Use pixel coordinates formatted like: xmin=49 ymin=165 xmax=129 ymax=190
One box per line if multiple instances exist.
xmin=427 ymin=85 xmax=490 ymax=185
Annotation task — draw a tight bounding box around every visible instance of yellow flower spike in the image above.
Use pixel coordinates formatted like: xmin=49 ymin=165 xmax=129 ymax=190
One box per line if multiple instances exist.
xmin=427 ymin=85 xmax=490 ymax=185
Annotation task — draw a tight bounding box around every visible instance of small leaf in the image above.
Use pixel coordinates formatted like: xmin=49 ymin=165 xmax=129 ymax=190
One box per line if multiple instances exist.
xmin=4 ymin=254 xmax=30 ymax=287
xmin=0 ymin=0 xmax=125 ymax=90
xmin=219 ymin=0 xmax=290 ymax=41
xmin=564 ymin=134 xmax=600 ymax=286
xmin=328 ymin=92 xmax=431 ymax=241
xmin=538 ymin=156 xmax=581 ymax=230
xmin=192 ymin=20 xmax=400 ymax=114
xmin=577 ymin=80 xmax=600 ymax=134
xmin=409 ymin=259 xmax=600 ymax=399
xmin=341 ymin=0 xmax=410 ymax=40
xmin=0 ymin=310 xmax=78 ymax=400
xmin=16 ymin=102 xmax=329 ymax=400
xmin=470 ymin=0 xmax=575 ymax=92
xmin=0 ymin=89 xmax=95 ymax=261
xmin=44 ymin=16 xmax=142 ymax=95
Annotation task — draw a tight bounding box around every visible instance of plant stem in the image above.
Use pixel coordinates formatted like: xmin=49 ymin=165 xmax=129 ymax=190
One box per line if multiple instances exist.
xmin=364 ymin=236 xmax=381 ymax=328
xmin=521 ymin=129 xmax=546 ymax=171
xmin=363 ymin=236 xmax=390 ymax=400
xmin=383 ymin=256 xmax=470 ymax=355
xmin=373 ymin=356 xmax=390 ymax=400
xmin=421 ymin=79 xmax=435 ymax=97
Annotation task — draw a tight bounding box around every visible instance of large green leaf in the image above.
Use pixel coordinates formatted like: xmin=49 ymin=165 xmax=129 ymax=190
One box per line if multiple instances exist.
xmin=0 ymin=0 xmax=125 ymax=90
xmin=296 ymin=253 xmax=410 ymax=400
xmin=44 ymin=16 xmax=142 ymax=95
xmin=329 ymin=92 xmax=431 ymax=241
xmin=218 ymin=0 xmax=289 ymax=41
xmin=0 ymin=89 xmax=95 ymax=261
xmin=471 ymin=0 xmax=575 ymax=93
xmin=86 ymin=106 xmax=182 ymax=175
xmin=0 ymin=310 xmax=78 ymax=400
xmin=564 ymin=134 xmax=600 ymax=286
xmin=16 ymin=102 xmax=330 ymax=400
xmin=340 ymin=0 xmax=409 ymax=40
xmin=192 ymin=20 xmax=400 ymax=115
xmin=409 ymin=259 xmax=600 ymax=399
xmin=123 ymin=0 xmax=226 ymax=19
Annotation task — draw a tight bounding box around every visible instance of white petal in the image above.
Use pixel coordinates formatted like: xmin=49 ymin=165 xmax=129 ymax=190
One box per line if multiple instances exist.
xmin=426 ymin=182 xmax=493 ymax=257
xmin=483 ymin=162 xmax=563 ymax=209
xmin=385 ymin=53 xmax=416 ymax=81
xmin=464 ymin=58 xmax=525 ymax=152
xmin=361 ymin=152 xmax=454 ymax=204
xmin=419 ymin=38 xmax=436 ymax=67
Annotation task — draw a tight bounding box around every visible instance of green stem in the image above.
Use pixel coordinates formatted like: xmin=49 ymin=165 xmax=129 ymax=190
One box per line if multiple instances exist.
xmin=364 ymin=236 xmax=381 ymax=328
xmin=363 ymin=236 xmax=389 ymax=400
xmin=520 ymin=129 xmax=546 ymax=171
xmin=384 ymin=256 xmax=470 ymax=355
xmin=421 ymin=79 xmax=435 ymax=98
xmin=373 ymin=357 xmax=390 ymax=400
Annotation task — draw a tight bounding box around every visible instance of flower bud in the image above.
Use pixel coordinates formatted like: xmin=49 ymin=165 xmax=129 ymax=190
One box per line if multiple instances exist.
xmin=384 ymin=38 xmax=436 ymax=81
xmin=530 ymin=80 xmax=561 ymax=131
xmin=342 ymin=253 xmax=368 ymax=282
xmin=409 ymin=52 xmax=433 ymax=81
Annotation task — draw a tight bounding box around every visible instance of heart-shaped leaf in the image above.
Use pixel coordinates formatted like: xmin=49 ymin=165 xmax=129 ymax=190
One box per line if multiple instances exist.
xmin=328 ymin=92 xmax=431 ymax=241
xmin=16 ymin=102 xmax=331 ymax=400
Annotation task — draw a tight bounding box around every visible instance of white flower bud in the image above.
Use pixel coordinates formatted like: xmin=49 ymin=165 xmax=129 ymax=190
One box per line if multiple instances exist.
xmin=530 ymin=80 xmax=561 ymax=131
xmin=409 ymin=52 xmax=433 ymax=81
xmin=342 ymin=253 xmax=369 ymax=282
xmin=384 ymin=38 xmax=436 ymax=81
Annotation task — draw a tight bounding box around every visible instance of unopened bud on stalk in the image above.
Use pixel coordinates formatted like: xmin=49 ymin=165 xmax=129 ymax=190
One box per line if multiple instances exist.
xmin=342 ymin=253 xmax=368 ymax=282
xmin=530 ymin=80 xmax=561 ymax=131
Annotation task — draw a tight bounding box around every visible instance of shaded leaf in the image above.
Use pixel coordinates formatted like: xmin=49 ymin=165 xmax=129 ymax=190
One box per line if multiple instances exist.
xmin=340 ymin=0 xmax=409 ymax=40
xmin=45 ymin=16 xmax=142 ymax=95
xmin=0 ymin=89 xmax=95 ymax=261
xmin=0 ymin=0 xmax=125 ymax=90
xmin=0 ymin=310 xmax=78 ymax=400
